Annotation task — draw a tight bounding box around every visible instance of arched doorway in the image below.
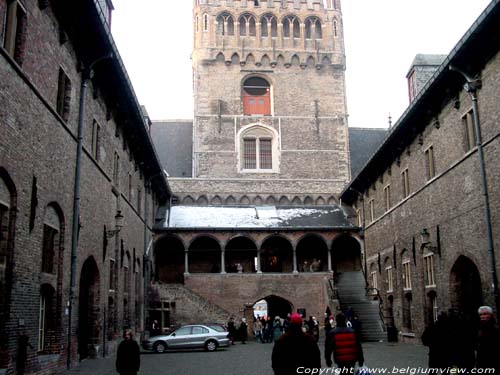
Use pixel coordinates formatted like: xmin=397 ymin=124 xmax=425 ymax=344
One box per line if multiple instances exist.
xmin=154 ymin=235 xmax=185 ymax=283
xmin=254 ymin=295 xmax=293 ymax=320
xmin=331 ymin=235 xmax=361 ymax=273
xmin=449 ymin=255 xmax=482 ymax=320
xmin=261 ymin=236 xmax=293 ymax=273
xmin=78 ymin=257 xmax=100 ymax=360
xmin=242 ymin=76 xmax=271 ymax=115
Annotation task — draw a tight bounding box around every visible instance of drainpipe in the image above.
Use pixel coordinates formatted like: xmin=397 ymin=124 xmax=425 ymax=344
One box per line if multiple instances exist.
xmin=67 ymin=54 xmax=112 ymax=369
xmin=450 ymin=66 xmax=499 ymax=315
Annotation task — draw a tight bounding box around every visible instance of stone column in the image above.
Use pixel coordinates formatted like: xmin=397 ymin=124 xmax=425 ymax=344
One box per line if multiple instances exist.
xmin=184 ymin=249 xmax=190 ymax=275
xmin=221 ymin=249 xmax=226 ymax=274
xmin=293 ymin=248 xmax=298 ymax=274
xmin=327 ymin=248 xmax=332 ymax=272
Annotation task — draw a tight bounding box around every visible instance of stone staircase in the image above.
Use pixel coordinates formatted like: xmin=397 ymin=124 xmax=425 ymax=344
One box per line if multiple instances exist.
xmin=150 ymin=284 xmax=232 ymax=326
xmin=335 ymin=271 xmax=386 ymax=342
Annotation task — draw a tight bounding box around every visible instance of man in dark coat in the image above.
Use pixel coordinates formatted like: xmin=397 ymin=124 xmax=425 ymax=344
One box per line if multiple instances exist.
xmin=227 ymin=316 xmax=237 ymax=344
xmin=272 ymin=313 xmax=321 ymax=375
xmin=421 ymin=312 xmax=454 ymax=370
xmin=116 ymin=329 xmax=140 ymax=375
xmin=325 ymin=313 xmax=364 ymax=370
xmin=239 ymin=318 xmax=248 ymax=344
xmin=476 ymin=306 xmax=500 ymax=372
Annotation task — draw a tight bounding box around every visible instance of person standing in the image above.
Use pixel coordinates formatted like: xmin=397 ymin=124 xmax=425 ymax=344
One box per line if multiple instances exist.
xmin=116 ymin=329 xmax=140 ymax=375
xmin=421 ymin=312 xmax=454 ymax=370
xmin=325 ymin=313 xmax=364 ymax=371
xmin=272 ymin=313 xmax=321 ymax=375
xmin=476 ymin=306 xmax=500 ymax=372
xmin=239 ymin=318 xmax=248 ymax=344
xmin=227 ymin=316 xmax=237 ymax=344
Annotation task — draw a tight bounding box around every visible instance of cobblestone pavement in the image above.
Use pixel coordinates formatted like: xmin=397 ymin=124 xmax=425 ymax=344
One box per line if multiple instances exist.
xmin=59 ymin=340 xmax=428 ymax=375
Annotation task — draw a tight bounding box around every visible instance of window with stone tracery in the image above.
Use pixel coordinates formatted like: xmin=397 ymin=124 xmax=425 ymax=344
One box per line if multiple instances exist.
xmin=216 ymin=12 xmax=234 ymax=36
xmin=239 ymin=125 xmax=279 ymax=173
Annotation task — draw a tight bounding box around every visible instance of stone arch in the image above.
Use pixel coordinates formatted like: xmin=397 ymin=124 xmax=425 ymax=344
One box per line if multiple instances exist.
xmin=266 ymin=196 xmax=276 ymax=205
xmin=261 ymin=235 xmax=293 ymax=273
xmin=278 ymin=196 xmax=290 ymax=205
xmin=306 ymin=55 xmax=315 ymax=68
xmin=183 ymin=195 xmax=195 ymax=204
xmin=253 ymin=196 xmax=263 ymax=205
xmin=260 ymin=13 xmax=278 ymax=37
xmin=291 ymin=54 xmax=300 ymax=67
xmin=231 ymin=52 xmax=240 ymax=65
xmin=449 ymin=255 xmax=482 ymax=320
xmin=291 ymin=196 xmax=302 ymax=205
xmin=327 ymin=196 xmax=337 ymax=205
xmin=315 ymin=196 xmax=326 ymax=205
xmin=305 ymin=16 xmax=322 ymax=39
xmin=296 ymin=234 xmax=328 ymax=272
xmin=216 ymin=52 xmax=225 ymax=63
xmin=240 ymin=195 xmax=251 ymax=205
xmin=154 ymin=235 xmax=185 ymax=283
xmin=189 ymin=235 xmax=221 ymax=273
xmin=197 ymin=195 xmax=208 ymax=205
xmin=239 ymin=13 xmax=257 ymax=36
xmin=253 ymin=295 xmax=293 ymax=320
xmin=322 ymin=55 xmax=331 ymax=65
xmin=78 ymin=256 xmax=100 ymax=360
xmin=331 ymin=235 xmax=362 ymax=273
xmin=210 ymin=195 xmax=223 ymax=205
xmin=216 ymin=11 xmax=235 ymax=36
xmin=261 ymin=54 xmax=271 ymax=67
xmin=277 ymin=54 xmax=285 ymax=66
xmin=41 ymin=202 xmax=65 ymax=276
xmin=303 ymin=196 xmax=313 ymax=205
xmin=282 ymin=14 xmax=301 ymax=38
xmin=226 ymin=195 xmax=236 ymax=205
xmin=226 ymin=236 xmax=257 ymax=273
xmin=245 ymin=53 xmax=255 ymax=66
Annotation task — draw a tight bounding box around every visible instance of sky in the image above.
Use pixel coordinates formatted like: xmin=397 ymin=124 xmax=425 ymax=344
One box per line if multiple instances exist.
xmin=111 ymin=0 xmax=491 ymax=128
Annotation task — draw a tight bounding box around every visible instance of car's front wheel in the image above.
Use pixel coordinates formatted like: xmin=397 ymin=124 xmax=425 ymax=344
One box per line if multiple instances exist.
xmin=205 ymin=340 xmax=218 ymax=352
xmin=153 ymin=341 xmax=167 ymax=353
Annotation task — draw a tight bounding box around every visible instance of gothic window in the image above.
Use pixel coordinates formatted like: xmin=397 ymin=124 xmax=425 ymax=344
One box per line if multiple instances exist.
xmin=38 ymin=284 xmax=56 ymax=352
xmin=56 ymin=68 xmax=72 ymax=121
xmin=91 ymin=120 xmax=100 ymax=161
xmin=424 ymin=253 xmax=436 ymax=287
xmin=282 ymin=15 xmax=300 ymax=38
xmin=113 ymin=151 xmax=120 ymax=184
xmin=385 ymin=259 xmax=393 ymax=293
xmin=369 ymin=263 xmax=378 ymax=292
xmin=403 ymin=292 xmax=413 ymax=330
xmin=242 ymin=76 xmax=271 ymax=115
xmin=402 ymin=250 xmax=412 ymax=290
xmin=402 ymin=168 xmax=410 ymax=198
xmin=260 ymin=14 xmax=277 ymax=37
xmin=216 ymin=12 xmax=234 ymax=36
xmin=239 ymin=125 xmax=278 ymax=172
xmin=384 ymin=184 xmax=391 ymax=211
xmin=3 ymin=0 xmax=27 ymax=65
xmin=41 ymin=205 xmax=61 ymax=274
xmin=203 ymin=13 xmax=209 ymax=32
xmin=239 ymin=14 xmax=256 ymax=36
xmin=425 ymin=145 xmax=435 ymax=180
xmin=305 ymin=17 xmax=322 ymax=39
xmin=462 ymin=109 xmax=476 ymax=152
xmin=333 ymin=20 xmax=338 ymax=37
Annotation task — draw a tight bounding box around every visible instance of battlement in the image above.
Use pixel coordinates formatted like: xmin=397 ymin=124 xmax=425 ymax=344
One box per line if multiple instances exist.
xmin=194 ymin=0 xmax=340 ymax=12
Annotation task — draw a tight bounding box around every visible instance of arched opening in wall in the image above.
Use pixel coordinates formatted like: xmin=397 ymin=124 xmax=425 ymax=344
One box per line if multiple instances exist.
xmin=239 ymin=14 xmax=256 ymax=36
xmin=449 ymin=255 xmax=482 ymax=321
xmin=38 ymin=284 xmax=57 ymax=353
xmin=402 ymin=292 xmax=413 ymax=331
xmin=254 ymin=295 xmax=293 ymax=320
xmin=331 ymin=235 xmax=361 ymax=273
xmin=216 ymin=12 xmax=235 ymax=36
xmin=189 ymin=236 xmax=221 ymax=273
xmin=78 ymin=256 xmax=100 ymax=360
xmin=260 ymin=13 xmax=277 ymax=37
xmin=282 ymin=15 xmax=300 ymax=38
xmin=261 ymin=236 xmax=293 ymax=273
xmin=226 ymin=236 xmax=257 ymax=273
xmin=242 ymin=76 xmax=271 ymax=115
xmin=296 ymin=235 xmax=327 ymax=272
xmin=154 ymin=236 xmax=185 ymax=283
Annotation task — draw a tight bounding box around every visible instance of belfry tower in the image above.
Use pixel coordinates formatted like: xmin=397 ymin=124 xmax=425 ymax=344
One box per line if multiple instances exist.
xmin=182 ymin=0 xmax=349 ymax=204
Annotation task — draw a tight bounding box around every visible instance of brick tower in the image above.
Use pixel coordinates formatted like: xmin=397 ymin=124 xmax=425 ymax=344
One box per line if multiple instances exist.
xmin=175 ymin=0 xmax=349 ymax=204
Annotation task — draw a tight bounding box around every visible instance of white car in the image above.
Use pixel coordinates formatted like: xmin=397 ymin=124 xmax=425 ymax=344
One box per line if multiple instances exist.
xmin=142 ymin=324 xmax=230 ymax=353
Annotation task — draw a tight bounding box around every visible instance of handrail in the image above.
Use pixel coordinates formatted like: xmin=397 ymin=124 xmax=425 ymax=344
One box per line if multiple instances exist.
xmin=365 ymin=287 xmax=386 ymax=332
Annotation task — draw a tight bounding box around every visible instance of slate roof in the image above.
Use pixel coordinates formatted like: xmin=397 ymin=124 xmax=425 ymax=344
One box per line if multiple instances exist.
xmin=155 ymin=205 xmax=356 ymax=231
xmin=151 ymin=120 xmax=193 ymax=177
xmin=348 ymin=127 xmax=388 ymax=178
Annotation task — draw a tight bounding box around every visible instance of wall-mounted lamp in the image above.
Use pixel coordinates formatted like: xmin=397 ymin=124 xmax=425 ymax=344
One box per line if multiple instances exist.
xmin=420 ymin=228 xmax=437 ymax=253
xmin=106 ymin=210 xmax=124 ymax=238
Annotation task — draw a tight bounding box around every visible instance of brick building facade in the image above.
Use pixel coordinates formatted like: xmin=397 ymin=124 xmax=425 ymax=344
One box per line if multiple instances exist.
xmin=0 ymin=0 xmax=168 ymax=373
xmin=340 ymin=1 xmax=500 ymax=342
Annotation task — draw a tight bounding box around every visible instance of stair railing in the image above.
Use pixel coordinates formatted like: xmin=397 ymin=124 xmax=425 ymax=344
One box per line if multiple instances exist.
xmin=365 ymin=287 xmax=386 ymax=332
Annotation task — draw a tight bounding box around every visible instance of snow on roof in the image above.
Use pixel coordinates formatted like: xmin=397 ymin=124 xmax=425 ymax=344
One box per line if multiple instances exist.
xmin=161 ymin=205 xmax=354 ymax=229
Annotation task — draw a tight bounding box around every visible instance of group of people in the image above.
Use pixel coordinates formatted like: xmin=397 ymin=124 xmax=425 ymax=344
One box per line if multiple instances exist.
xmin=227 ymin=316 xmax=249 ymax=344
xmin=422 ymin=305 xmax=500 ymax=373
xmin=272 ymin=311 xmax=364 ymax=375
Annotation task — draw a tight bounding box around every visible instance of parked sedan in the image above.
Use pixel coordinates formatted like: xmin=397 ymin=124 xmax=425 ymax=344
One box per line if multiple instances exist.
xmin=142 ymin=324 xmax=230 ymax=353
